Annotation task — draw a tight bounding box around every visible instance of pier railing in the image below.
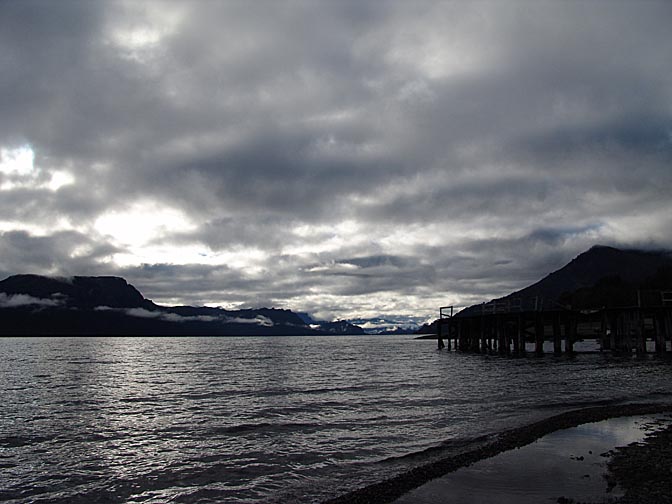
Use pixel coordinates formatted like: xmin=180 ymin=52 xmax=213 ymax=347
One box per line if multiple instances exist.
xmin=449 ymin=290 xmax=672 ymax=319
xmin=439 ymin=306 xmax=454 ymax=319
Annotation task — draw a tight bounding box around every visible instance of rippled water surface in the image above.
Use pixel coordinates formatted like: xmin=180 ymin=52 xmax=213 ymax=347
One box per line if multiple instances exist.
xmin=1 ymin=336 xmax=672 ymax=503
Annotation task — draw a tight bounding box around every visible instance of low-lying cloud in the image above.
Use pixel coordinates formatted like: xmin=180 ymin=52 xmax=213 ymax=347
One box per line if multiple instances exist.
xmin=95 ymin=305 xmax=274 ymax=326
xmin=0 ymin=293 xmax=63 ymax=309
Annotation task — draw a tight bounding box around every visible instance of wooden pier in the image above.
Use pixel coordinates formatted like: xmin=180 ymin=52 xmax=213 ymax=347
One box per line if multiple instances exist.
xmin=436 ymin=290 xmax=672 ymax=356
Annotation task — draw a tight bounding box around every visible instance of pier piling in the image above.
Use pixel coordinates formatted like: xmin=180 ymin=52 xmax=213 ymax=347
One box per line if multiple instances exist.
xmin=434 ymin=290 xmax=672 ymax=357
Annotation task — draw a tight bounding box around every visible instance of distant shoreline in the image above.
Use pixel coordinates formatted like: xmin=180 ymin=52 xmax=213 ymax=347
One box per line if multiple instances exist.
xmin=322 ymin=402 xmax=672 ymax=504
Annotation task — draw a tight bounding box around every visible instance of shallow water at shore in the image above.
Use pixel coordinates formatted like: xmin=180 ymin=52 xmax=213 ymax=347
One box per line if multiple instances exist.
xmin=1 ymin=336 xmax=672 ymax=503
xmin=394 ymin=414 xmax=672 ymax=504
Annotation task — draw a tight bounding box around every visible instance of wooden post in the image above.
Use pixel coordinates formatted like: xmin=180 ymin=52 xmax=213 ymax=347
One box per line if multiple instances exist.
xmin=635 ymin=310 xmax=646 ymax=355
xmin=460 ymin=320 xmax=468 ymax=352
xmin=470 ymin=320 xmax=480 ymax=353
xmin=609 ymin=312 xmax=618 ymax=353
xmin=654 ymin=310 xmax=665 ymax=354
xmin=463 ymin=320 xmax=469 ymax=352
xmin=624 ymin=311 xmax=633 ymax=354
xmin=480 ymin=318 xmax=487 ymax=354
xmin=504 ymin=318 xmax=512 ymax=355
xmin=485 ymin=320 xmax=494 ymax=353
xmin=457 ymin=320 xmax=464 ymax=351
xmin=497 ymin=316 xmax=506 ymax=355
xmin=613 ymin=312 xmax=622 ymax=353
xmin=492 ymin=319 xmax=497 ymax=353
xmin=600 ymin=311 xmax=611 ymax=351
xmin=609 ymin=311 xmax=625 ymax=354
xmin=477 ymin=320 xmax=484 ymax=353
xmin=565 ymin=314 xmax=576 ymax=354
xmin=464 ymin=320 xmax=471 ymax=352
xmin=535 ymin=314 xmax=544 ymax=355
xmin=553 ymin=313 xmax=562 ymax=355
xmin=517 ymin=315 xmax=526 ymax=356
xmin=664 ymin=310 xmax=672 ymax=352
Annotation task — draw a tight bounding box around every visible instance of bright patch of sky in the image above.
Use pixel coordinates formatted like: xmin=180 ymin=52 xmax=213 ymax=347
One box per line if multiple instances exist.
xmin=0 ymin=145 xmax=75 ymax=192
xmin=0 ymin=145 xmax=34 ymax=176
xmin=93 ymin=202 xmax=209 ymax=267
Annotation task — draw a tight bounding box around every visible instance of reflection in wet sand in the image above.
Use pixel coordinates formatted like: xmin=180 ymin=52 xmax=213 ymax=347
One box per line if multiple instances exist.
xmin=394 ymin=415 xmax=672 ymax=504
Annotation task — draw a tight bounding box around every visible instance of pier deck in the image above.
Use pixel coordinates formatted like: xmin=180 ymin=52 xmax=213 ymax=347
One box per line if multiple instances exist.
xmin=437 ymin=290 xmax=672 ymax=355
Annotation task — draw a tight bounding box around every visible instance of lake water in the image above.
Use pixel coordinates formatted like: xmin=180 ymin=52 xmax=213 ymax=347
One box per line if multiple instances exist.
xmin=1 ymin=335 xmax=672 ymax=503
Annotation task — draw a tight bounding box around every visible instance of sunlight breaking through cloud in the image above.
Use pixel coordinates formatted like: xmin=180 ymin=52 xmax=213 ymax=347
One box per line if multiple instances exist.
xmin=0 ymin=145 xmax=75 ymax=192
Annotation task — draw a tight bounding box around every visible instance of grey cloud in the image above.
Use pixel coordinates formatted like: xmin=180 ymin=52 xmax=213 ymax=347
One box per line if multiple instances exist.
xmin=0 ymin=293 xmax=62 ymax=308
xmin=228 ymin=315 xmax=274 ymax=327
xmin=338 ymin=255 xmax=416 ymax=270
xmin=95 ymin=305 xmax=274 ymax=326
xmin=0 ymin=230 xmax=120 ymax=278
xmin=0 ymin=186 xmax=108 ymax=229
xmin=124 ymin=307 xmax=217 ymax=324
xmin=528 ymin=225 xmax=604 ymax=247
xmin=156 ymin=215 xmax=290 ymax=250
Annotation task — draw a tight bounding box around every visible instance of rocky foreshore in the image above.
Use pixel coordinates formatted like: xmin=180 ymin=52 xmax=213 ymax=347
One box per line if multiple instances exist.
xmin=595 ymin=420 xmax=672 ymax=504
xmin=322 ymin=402 xmax=672 ymax=504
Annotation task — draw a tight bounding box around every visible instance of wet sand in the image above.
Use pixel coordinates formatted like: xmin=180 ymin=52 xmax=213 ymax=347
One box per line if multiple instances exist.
xmin=322 ymin=403 xmax=672 ymax=504
xmin=394 ymin=414 xmax=672 ymax=504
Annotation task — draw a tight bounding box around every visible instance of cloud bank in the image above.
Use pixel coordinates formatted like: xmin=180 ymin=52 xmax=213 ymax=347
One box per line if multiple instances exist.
xmin=0 ymin=293 xmax=62 ymax=309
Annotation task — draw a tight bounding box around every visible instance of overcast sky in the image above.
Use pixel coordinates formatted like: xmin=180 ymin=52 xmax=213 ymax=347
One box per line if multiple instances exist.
xmin=1 ymin=1 xmax=671 ymax=324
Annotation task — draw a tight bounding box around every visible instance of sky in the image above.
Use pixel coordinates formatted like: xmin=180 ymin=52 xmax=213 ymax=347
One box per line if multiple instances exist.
xmin=1 ymin=0 xmax=671 ymax=325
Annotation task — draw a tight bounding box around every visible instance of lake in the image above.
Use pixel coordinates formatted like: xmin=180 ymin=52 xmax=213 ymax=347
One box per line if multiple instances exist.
xmin=1 ymin=335 xmax=671 ymax=503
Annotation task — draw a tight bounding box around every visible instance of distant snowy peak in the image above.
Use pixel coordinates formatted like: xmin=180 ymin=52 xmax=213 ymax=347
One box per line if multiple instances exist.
xmin=350 ymin=317 xmax=423 ymax=334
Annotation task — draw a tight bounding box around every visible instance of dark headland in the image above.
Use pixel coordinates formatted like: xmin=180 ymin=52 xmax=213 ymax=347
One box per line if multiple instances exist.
xmin=0 ymin=274 xmax=365 ymax=336
xmin=417 ymin=245 xmax=672 ymax=358
xmin=418 ymin=245 xmax=672 ymax=334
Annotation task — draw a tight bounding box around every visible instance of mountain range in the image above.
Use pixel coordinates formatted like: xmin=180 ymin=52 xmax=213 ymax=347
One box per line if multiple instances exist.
xmin=4 ymin=245 xmax=670 ymax=336
xmin=0 ymin=274 xmax=365 ymax=336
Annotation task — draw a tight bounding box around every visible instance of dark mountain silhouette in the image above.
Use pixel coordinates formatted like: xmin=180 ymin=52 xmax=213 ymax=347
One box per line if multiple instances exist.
xmin=0 ymin=274 xmax=156 ymax=309
xmin=418 ymin=245 xmax=672 ymax=332
xmin=315 ymin=320 xmax=367 ymax=335
xmin=0 ymin=275 xmax=365 ymax=336
xmin=499 ymin=245 xmax=672 ymax=304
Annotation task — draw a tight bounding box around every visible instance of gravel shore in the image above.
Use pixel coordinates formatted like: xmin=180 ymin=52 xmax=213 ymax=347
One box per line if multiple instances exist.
xmin=322 ymin=403 xmax=672 ymax=504
xmin=595 ymin=420 xmax=672 ymax=504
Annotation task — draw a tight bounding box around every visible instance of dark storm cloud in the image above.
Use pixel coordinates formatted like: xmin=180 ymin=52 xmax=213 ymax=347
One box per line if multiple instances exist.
xmin=303 ymin=254 xmax=437 ymax=298
xmin=154 ymin=126 xmax=402 ymax=221
xmin=1 ymin=0 xmax=671 ymax=320
xmin=0 ymin=230 xmax=120 ymax=279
